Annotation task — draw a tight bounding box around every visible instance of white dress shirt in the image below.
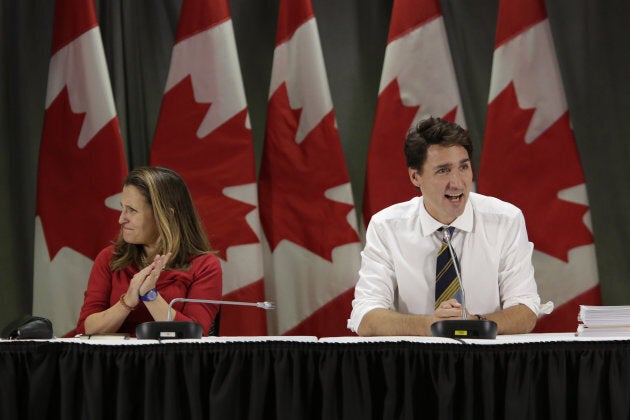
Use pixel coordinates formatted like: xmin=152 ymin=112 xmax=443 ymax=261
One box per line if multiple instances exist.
xmin=348 ymin=192 xmax=553 ymax=332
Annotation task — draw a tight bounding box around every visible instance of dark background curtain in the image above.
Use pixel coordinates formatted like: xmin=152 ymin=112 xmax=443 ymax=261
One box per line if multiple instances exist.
xmin=1 ymin=0 xmax=629 ymax=328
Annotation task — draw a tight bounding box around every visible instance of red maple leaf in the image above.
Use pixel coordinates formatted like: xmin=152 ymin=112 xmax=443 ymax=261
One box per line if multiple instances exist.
xmin=259 ymin=83 xmax=360 ymax=262
xmin=38 ymin=87 xmax=126 ymax=260
xmin=151 ymin=76 xmax=259 ymax=260
xmin=478 ymin=82 xmax=592 ymax=262
xmin=363 ymin=79 xmax=420 ymax=224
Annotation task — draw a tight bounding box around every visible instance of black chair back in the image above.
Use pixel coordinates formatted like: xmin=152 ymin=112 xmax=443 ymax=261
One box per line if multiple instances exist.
xmin=208 ymin=306 xmax=221 ymax=336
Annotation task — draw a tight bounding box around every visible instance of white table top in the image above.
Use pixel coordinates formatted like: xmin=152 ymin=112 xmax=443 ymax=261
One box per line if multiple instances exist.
xmin=2 ymin=332 xmax=629 ymax=345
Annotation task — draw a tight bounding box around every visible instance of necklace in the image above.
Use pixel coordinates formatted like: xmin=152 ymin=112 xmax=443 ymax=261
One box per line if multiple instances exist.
xmin=140 ymin=253 xmax=150 ymax=268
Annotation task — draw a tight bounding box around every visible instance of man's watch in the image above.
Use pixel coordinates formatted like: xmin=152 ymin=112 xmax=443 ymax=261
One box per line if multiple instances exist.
xmin=140 ymin=288 xmax=158 ymax=302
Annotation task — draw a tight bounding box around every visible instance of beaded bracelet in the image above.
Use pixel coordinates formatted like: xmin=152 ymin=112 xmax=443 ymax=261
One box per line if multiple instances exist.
xmin=119 ymin=293 xmax=137 ymax=311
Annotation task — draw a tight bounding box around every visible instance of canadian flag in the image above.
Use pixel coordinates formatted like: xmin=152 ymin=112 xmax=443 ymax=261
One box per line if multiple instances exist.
xmin=477 ymin=0 xmax=601 ymax=331
xmin=258 ymin=0 xmax=362 ymax=336
xmin=363 ymin=0 xmax=466 ymax=225
xmin=150 ymin=0 xmax=267 ymax=335
xmin=33 ymin=0 xmax=127 ymax=336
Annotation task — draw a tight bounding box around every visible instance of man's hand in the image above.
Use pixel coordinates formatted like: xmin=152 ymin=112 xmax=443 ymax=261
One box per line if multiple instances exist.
xmin=434 ymin=298 xmax=468 ymax=319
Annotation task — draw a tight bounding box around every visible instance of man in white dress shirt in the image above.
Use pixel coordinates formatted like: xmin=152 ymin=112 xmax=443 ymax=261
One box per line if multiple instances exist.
xmin=348 ymin=117 xmax=552 ymax=336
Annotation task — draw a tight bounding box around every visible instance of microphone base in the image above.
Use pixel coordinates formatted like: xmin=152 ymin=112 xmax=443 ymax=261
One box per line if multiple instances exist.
xmin=136 ymin=321 xmax=203 ymax=340
xmin=430 ymin=319 xmax=498 ymax=339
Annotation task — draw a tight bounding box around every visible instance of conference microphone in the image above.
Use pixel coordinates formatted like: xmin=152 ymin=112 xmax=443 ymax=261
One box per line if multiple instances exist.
xmin=136 ymin=298 xmax=275 ymax=340
xmin=430 ymin=227 xmax=497 ymax=339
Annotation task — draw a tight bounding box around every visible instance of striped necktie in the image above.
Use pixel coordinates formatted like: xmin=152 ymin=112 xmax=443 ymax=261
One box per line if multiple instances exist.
xmin=435 ymin=226 xmax=462 ymax=308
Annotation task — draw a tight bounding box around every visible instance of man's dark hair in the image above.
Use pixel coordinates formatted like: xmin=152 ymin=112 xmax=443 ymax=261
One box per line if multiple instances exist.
xmin=404 ymin=117 xmax=473 ymax=173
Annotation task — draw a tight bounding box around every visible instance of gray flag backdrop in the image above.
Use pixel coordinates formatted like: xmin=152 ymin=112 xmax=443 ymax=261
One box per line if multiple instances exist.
xmin=1 ymin=0 xmax=629 ymax=329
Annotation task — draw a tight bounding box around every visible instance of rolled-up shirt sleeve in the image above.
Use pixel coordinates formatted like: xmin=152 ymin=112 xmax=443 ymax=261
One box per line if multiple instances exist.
xmin=498 ymin=211 xmax=553 ymax=316
xmin=348 ymin=221 xmax=396 ymax=332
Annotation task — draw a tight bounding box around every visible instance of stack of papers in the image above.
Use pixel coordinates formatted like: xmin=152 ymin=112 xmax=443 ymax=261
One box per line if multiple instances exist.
xmin=576 ymin=305 xmax=630 ymax=337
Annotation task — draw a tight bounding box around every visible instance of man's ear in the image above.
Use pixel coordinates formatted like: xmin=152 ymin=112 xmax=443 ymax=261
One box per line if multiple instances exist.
xmin=408 ymin=167 xmax=421 ymax=189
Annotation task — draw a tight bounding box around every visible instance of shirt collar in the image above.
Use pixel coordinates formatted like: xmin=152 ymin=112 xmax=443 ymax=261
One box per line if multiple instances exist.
xmin=418 ymin=194 xmax=474 ymax=236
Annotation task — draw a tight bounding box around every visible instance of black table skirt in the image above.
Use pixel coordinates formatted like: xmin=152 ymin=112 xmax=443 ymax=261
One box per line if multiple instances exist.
xmin=1 ymin=340 xmax=629 ymax=420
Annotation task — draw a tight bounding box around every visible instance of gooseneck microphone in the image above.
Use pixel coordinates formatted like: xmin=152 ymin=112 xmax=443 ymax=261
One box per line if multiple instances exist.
xmin=166 ymin=298 xmax=275 ymax=321
xmin=136 ymin=298 xmax=275 ymax=340
xmin=430 ymin=226 xmax=498 ymax=339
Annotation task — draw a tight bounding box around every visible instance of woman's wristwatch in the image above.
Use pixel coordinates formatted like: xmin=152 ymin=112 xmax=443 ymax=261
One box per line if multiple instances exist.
xmin=140 ymin=288 xmax=158 ymax=302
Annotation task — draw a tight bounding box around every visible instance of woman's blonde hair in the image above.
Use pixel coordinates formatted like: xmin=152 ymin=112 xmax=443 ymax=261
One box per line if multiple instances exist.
xmin=111 ymin=166 xmax=212 ymax=271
